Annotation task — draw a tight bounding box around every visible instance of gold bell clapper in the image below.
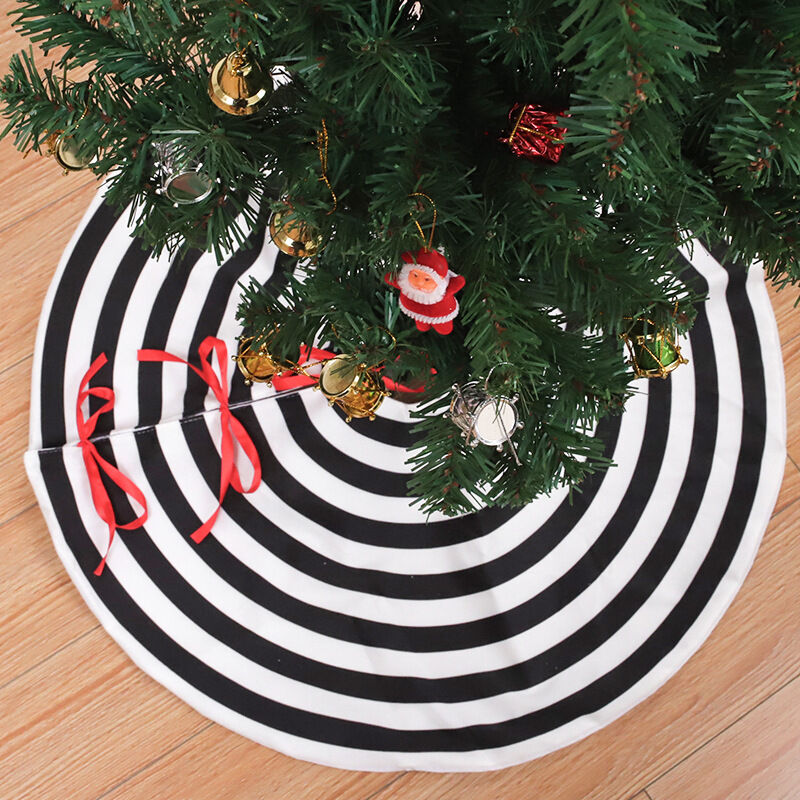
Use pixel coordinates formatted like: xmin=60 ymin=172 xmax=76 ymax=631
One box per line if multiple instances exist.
xmin=234 ymin=334 xmax=290 ymax=386
xmin=47 ymin=132 xmax=94 ymax=173
xmin=446 ymin=376 xmax=523 ymax=464
xmin=621 ymin=318 xmax=688 ymax=379
xmin=209 ymin=50 xmax=272 ymax=116
xmin=317 ymin=355 xmax=388 ymax=422
xmin=269 ymin=208 xmax=322 ymax=258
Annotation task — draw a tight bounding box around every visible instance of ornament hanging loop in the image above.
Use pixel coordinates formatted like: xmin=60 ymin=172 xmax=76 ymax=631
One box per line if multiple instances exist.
xmin=408 ymin=192 xmax=437 ymax=249
xmin=483 ymin=360 xmax=514 ymax=392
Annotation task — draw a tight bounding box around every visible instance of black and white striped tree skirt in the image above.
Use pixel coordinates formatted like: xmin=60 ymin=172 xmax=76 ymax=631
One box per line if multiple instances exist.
xmin=25 ymin=191 xmax=786 ymax=771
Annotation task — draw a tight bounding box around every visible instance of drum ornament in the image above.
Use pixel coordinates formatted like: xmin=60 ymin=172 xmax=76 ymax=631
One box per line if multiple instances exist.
xmin=446 ymin=370 xmax=524 ymax=465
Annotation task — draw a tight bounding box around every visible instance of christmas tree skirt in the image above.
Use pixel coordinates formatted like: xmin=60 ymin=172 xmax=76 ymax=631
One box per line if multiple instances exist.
xmin=24 ymin=190 xmax=786 ymax=772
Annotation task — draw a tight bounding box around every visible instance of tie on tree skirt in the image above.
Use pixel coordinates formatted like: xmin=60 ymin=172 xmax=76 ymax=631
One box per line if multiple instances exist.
xmin=24 ymin=190 xmax=786 ymax=772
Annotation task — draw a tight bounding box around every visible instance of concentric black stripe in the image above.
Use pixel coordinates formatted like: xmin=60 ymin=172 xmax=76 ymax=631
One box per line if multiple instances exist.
xmin=138 ymin=248 xmax=204 ymax=427
xmin=148 ymin=411 xmax=621 ymax=599
xmin=89 ymin=240 xmax=153 ymax=434
xmin=181 ymin=230 xmax=271 ymax=415
xmin=136 ymin=234 xmax=293 ymax=427
xmin=331 ymin=405 xmax=419 ymax=447
xmin=184 ymin=411 xmax=516 ymax=548
xmin=39 ymin=202 xmax=120 ymax=448
xmin=275 ymin=396 xmax=416 ymax=497
xmin=161 ymin=406 xmax=621 ymax=598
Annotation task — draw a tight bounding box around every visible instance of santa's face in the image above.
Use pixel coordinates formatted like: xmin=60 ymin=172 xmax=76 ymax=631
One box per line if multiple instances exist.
xmin=407 ymin=268 xmax=438 ymax=293
xmin=398 ymin=264 xmax=447 ymax=305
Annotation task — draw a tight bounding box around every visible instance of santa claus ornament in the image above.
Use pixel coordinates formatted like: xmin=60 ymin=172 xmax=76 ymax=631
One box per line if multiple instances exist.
xmin=384 ymin=248 xmax=466 ymax=335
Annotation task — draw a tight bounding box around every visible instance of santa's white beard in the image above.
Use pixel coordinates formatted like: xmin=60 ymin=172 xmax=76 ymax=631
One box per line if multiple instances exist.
xmin=397 ymin=266 xmax=447 ymax=305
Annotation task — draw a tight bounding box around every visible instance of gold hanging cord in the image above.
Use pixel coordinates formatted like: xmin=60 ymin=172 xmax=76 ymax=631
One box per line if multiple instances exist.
xmin=408 ymin=191 xmax=437 ymax=249
xmin=317 ymin=119 xmax=338 ymax=214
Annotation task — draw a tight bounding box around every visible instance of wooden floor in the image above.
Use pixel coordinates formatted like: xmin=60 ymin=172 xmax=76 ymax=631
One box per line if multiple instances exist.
xmin=2 ymin=22 xmax=800 ymax=800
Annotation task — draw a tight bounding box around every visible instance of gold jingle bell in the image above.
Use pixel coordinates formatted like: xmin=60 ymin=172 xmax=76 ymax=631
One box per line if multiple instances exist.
xmin=269 ymin=208 xmax=322 ymax=258
xmin=47 ymin=132 xmax=94 ymax=173
xmin=317 ymin=355 xmax=388 ymax=422
xmin=234 ymin=334 xmax=290 ymax=386
xmin=209 ymin=50 xmax=272 ymax=116
xmin=621 ymin=318 xmax=688 ymax=379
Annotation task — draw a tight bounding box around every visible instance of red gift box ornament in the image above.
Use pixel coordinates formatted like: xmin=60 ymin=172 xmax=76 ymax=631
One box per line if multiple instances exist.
xmin=501 ymin=103 xmax=567 ymax=163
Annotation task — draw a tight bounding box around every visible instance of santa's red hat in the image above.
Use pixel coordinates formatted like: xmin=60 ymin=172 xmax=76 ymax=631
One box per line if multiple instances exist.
xmin=401 ymin=248 xmax=449 ymax=279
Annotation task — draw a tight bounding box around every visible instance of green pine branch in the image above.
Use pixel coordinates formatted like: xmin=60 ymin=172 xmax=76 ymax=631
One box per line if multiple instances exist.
xmin=3 ymin=0 xmax=800 ymax=511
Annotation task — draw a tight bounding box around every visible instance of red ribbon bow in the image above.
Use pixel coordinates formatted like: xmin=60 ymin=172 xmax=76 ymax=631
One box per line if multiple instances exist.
xmin=138 ymin=336 xmax=261 ymax=544
xmin=76 ymin=354 xmax=148 ymax=576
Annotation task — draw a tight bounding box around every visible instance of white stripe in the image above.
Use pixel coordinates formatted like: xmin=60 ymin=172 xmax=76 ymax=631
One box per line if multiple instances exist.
xmin=253 ymin=393 xmax=454 ymax=523
xmin=109 ymin=249 xmax=173 ymax=431
xmin=372 ymin=397 xmax=419 ymax=423
xmin=152 ymin=214 xmax=270 ymax=425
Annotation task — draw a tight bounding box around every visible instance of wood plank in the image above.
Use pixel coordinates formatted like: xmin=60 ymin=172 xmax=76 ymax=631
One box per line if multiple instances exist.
xmin=101 ymin=724 xmax=402 ymax=800
xmin=773 ymin=456 xmax=800 ymax=519
xmin=0 ymin=137 xmax=99 ymax=233
xmin=0 ymin=505 xmax=98 ymax=688
xmin=783 ymin=334 xmax=800 ymax=466
xmin=0 ymin=181 xmax=98 ymax=373
xmin=770 ymin=284 xmax=800 ymax=345
xmin=366 ymin=499 xmax=800 ymax=800
xmin=648 ymin=676 xmax=800 ymax=800
xmin=0 ymin=626 xmax=208 ymax=800
xmin=0 ymin=358 xmax=37 ymax=526
xmin=0 ymin=12 xmax=31 ymax=74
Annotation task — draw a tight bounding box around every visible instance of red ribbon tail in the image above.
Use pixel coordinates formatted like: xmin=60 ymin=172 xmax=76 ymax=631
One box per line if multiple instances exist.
xmin=383 ymin=377 xmax=425 ymax=393
xmin=93 ymin=522 xmax=116 ymax=576
xmin=271 ymin=371 xmax=318 ymax=391
xmin=191 ymin=509 xmax=221 ymax=543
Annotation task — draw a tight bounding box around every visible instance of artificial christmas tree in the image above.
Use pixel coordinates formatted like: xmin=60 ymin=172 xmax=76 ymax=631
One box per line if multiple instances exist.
xmin=3 ymin=0 xmax=799 ymax=514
